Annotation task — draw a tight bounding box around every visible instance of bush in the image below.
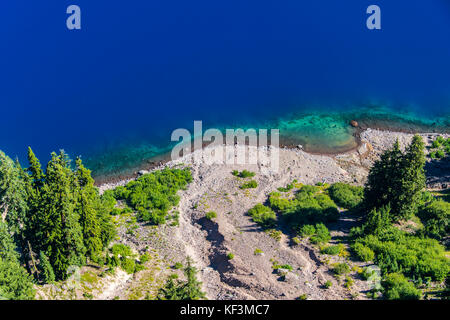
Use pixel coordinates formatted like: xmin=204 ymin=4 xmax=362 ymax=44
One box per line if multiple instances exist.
xmin=328 ymin=183 xmax=364 ymax=209
xmin=239 ymin=170 xmax=255 ymax=178
xmin=139 ymin=253 xmax=150 ymax=264
xmin=309 ymin=223 xmax=331 ymax=244
xmin=352 ymin=243 xmax=375 ymax=262
xmin=333 ymin=263 xmax=350 ymax=275
xmin=431 ymin=140 xmax=441 ymax=148
xmin=280 ymin=264 xmax=293 ymax=271
xmin=382 ymin=273 xmax=421 ymax=300
xmin=240 ymin=180 xmax=258 ymax=189
xmin=205 ymin=211 xmax=217 ymax=220
xmin=232 ymin=170 xmax=255 ymax=178
xmin=227 ymin=253 xmax=234 ymax=260
xmin=265 ymin=229 xmax=282 ymax=241
xmin=247 ymin=204 xmax=277 ymax=228
xmin=298 ymin=224 xmax=316 ymax=237
xmin=418 ymin=200 xmax=449 ymax=241
xmin=253 ymin=248 xmax=263 ymax=255
xmin=321 ymin=245 xmax=341 ymax=256
xmin=121 ymin=257 xmax=136 ymax=274
xmin=436 ymin=150 xmax=445 ymax=158
xmin=361 ymin=267 xmax=377 ymax=281
xmin=324 ymin=280 xmax=332 ymax=289
xmin=356 ymin=229 xmax=449 ymax=282
xmin=271 ymin=186 xmax=339 ymax=231
xmin=117 ymin=168 xmax=192 ymax=225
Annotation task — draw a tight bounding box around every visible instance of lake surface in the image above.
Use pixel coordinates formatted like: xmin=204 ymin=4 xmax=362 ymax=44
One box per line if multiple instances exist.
xmin=0 ymin=1 xmax=449 ymax=178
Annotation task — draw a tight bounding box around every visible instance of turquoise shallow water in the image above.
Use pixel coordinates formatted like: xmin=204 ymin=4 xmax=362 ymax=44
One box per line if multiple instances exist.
xmin=85 ymin=105 xmax=449 ymax=182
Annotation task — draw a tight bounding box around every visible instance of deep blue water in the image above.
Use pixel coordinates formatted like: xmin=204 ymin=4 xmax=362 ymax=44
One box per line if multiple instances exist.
xmin=0 ymin=1 xmax=449 ymax=178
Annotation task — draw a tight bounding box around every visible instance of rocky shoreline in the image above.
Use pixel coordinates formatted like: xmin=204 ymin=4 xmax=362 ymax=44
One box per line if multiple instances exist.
xmin=99 ymin=128 xmax=449 ymax=193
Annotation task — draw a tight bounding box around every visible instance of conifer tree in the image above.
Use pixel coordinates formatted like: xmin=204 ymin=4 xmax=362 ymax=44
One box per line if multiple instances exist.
xmin=0 ymin=151 xmax=28 ymax=235
xmin=0 ymin=222 xmax=35 ymax=300
xmin=394 ymin=135 xmax=426 ymax=220
xmin=364 ymin=136 xmax=426 ymax=221
xmin=39 ymin=152 xmax=86 ymax=279
xmin=27 ymin=147 xmax=44 ymax=189
xmin=38 ymin=251 xmax=55 ymax=284
xmin=75 ymin=158 xmax=102 ymax=261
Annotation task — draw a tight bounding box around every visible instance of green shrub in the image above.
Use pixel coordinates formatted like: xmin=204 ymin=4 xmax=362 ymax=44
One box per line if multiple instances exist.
xmin=205 ymin=211 xmax=217 ymax=220
xmin=352 ymin=243 xmax=375 ymax=262
xmin=232 ymin=170 xmax=255 ymax=178
xmin=382 ymin=273 xmax=421 ymax=300
xmin=417 ymin=200 xmax=449 ymax=240
xmin=309 ymin=223 xmax=331 ymax=244
xmin=356 ymin=229 xmax=449 ymax=282
xmin=361 ymin=267 xmax=377 ymax=281
xmin=253 ymin=248 xmax=263 ymax=255
xmin=139 ymin=253 xmax=150 ymax=264
xmin=240 ymin=180 xmax=258 ymax=189
xmin=265 ymin=229 xmax=282 ymax=241
xmin=121 ymin=257 xmax=136 ymax=274
xmin=248 ymin=204 xmax=277 ymax=228
xmin=280 ymin=264 xmax=293 ymax=271
xmin=111 ymin=243 xmax=133 ymax=257
xmin=333 ymin=263 xmax=350 ymax=275
xmin=328 ymin=183 xmax=364 ymax=209
xmin=239 ymin=170 xmax=255 ymax=178
xmin=277 ymin=183 xmax=294 ymax=192
xmin=321 ymin=245 xmax=341 ymax=256
xmin=270 ymin=186 xmax=339 ymax=231
xmin=117 ymin=168 xmax=192 ymax=225
xmin=227 ymin=253 xmax=234 ymax=260
xmin=436 ymin=150 xmax=445 ymax=158
xmin=110 ymin=207 xmax=122 ymax=216
xmin=324 ymin=280 xmax=332 ymax=289
xmin=298 ymin=224 xmax=316 ymax=237
xmin=173 ymin=262 xmax=183 ymax=269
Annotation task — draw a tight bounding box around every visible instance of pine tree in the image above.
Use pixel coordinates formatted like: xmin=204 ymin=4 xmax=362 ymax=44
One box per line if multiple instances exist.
xmin=362 ymin=205 xmax=392 ymax=236
xmin=180 ymin=257 xmax=206 ymax=300
xmin=395 ymin=135 xmax=426 ymax=220
xmin=364 ymin=136 xmax=426 ymax=222
xmin=157 ymin=257 xmax=206 ymax=300
xmin=38 ymin=251 xmax=55 ymax=284
xmin=0 ymin=151 xmax=28 ymax=234
xmin=0 ymin=221 xmax=35 ymax=300
xmin=38 ymin=152 xmax=86 ymax=279
xmin=75 ymin=158 xmax=105 ymax=261
xmin=27 ymin=147 xmax=44 ymax=189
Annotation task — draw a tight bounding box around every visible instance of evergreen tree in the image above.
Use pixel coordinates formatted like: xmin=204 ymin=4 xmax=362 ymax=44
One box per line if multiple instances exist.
xmin=364 ymin=136 xmax=426 ymax=221
xmin=157 ymin=257 xmax=205 ymax=300
xmin=0 ymin=151 xmax=28 ymax=234
xmin=180 ymin=258 xmax=206 ymax=300
xmin=38 ymin=251 xmax=55 ymax=284
xmin=27 ymin=147 xmax=44 ymax=189
xmin=0 ymin=222 xmax=35 ymax=300
xmin=38 ymin=152 xmax=86 ymax=279
xmin=75 ymin=158 xmax=111 ymax=260
xmin=362 ymin=205 xmax=392 ymax=236
xmin=394 ymin=135 xmax=426 ymax=220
